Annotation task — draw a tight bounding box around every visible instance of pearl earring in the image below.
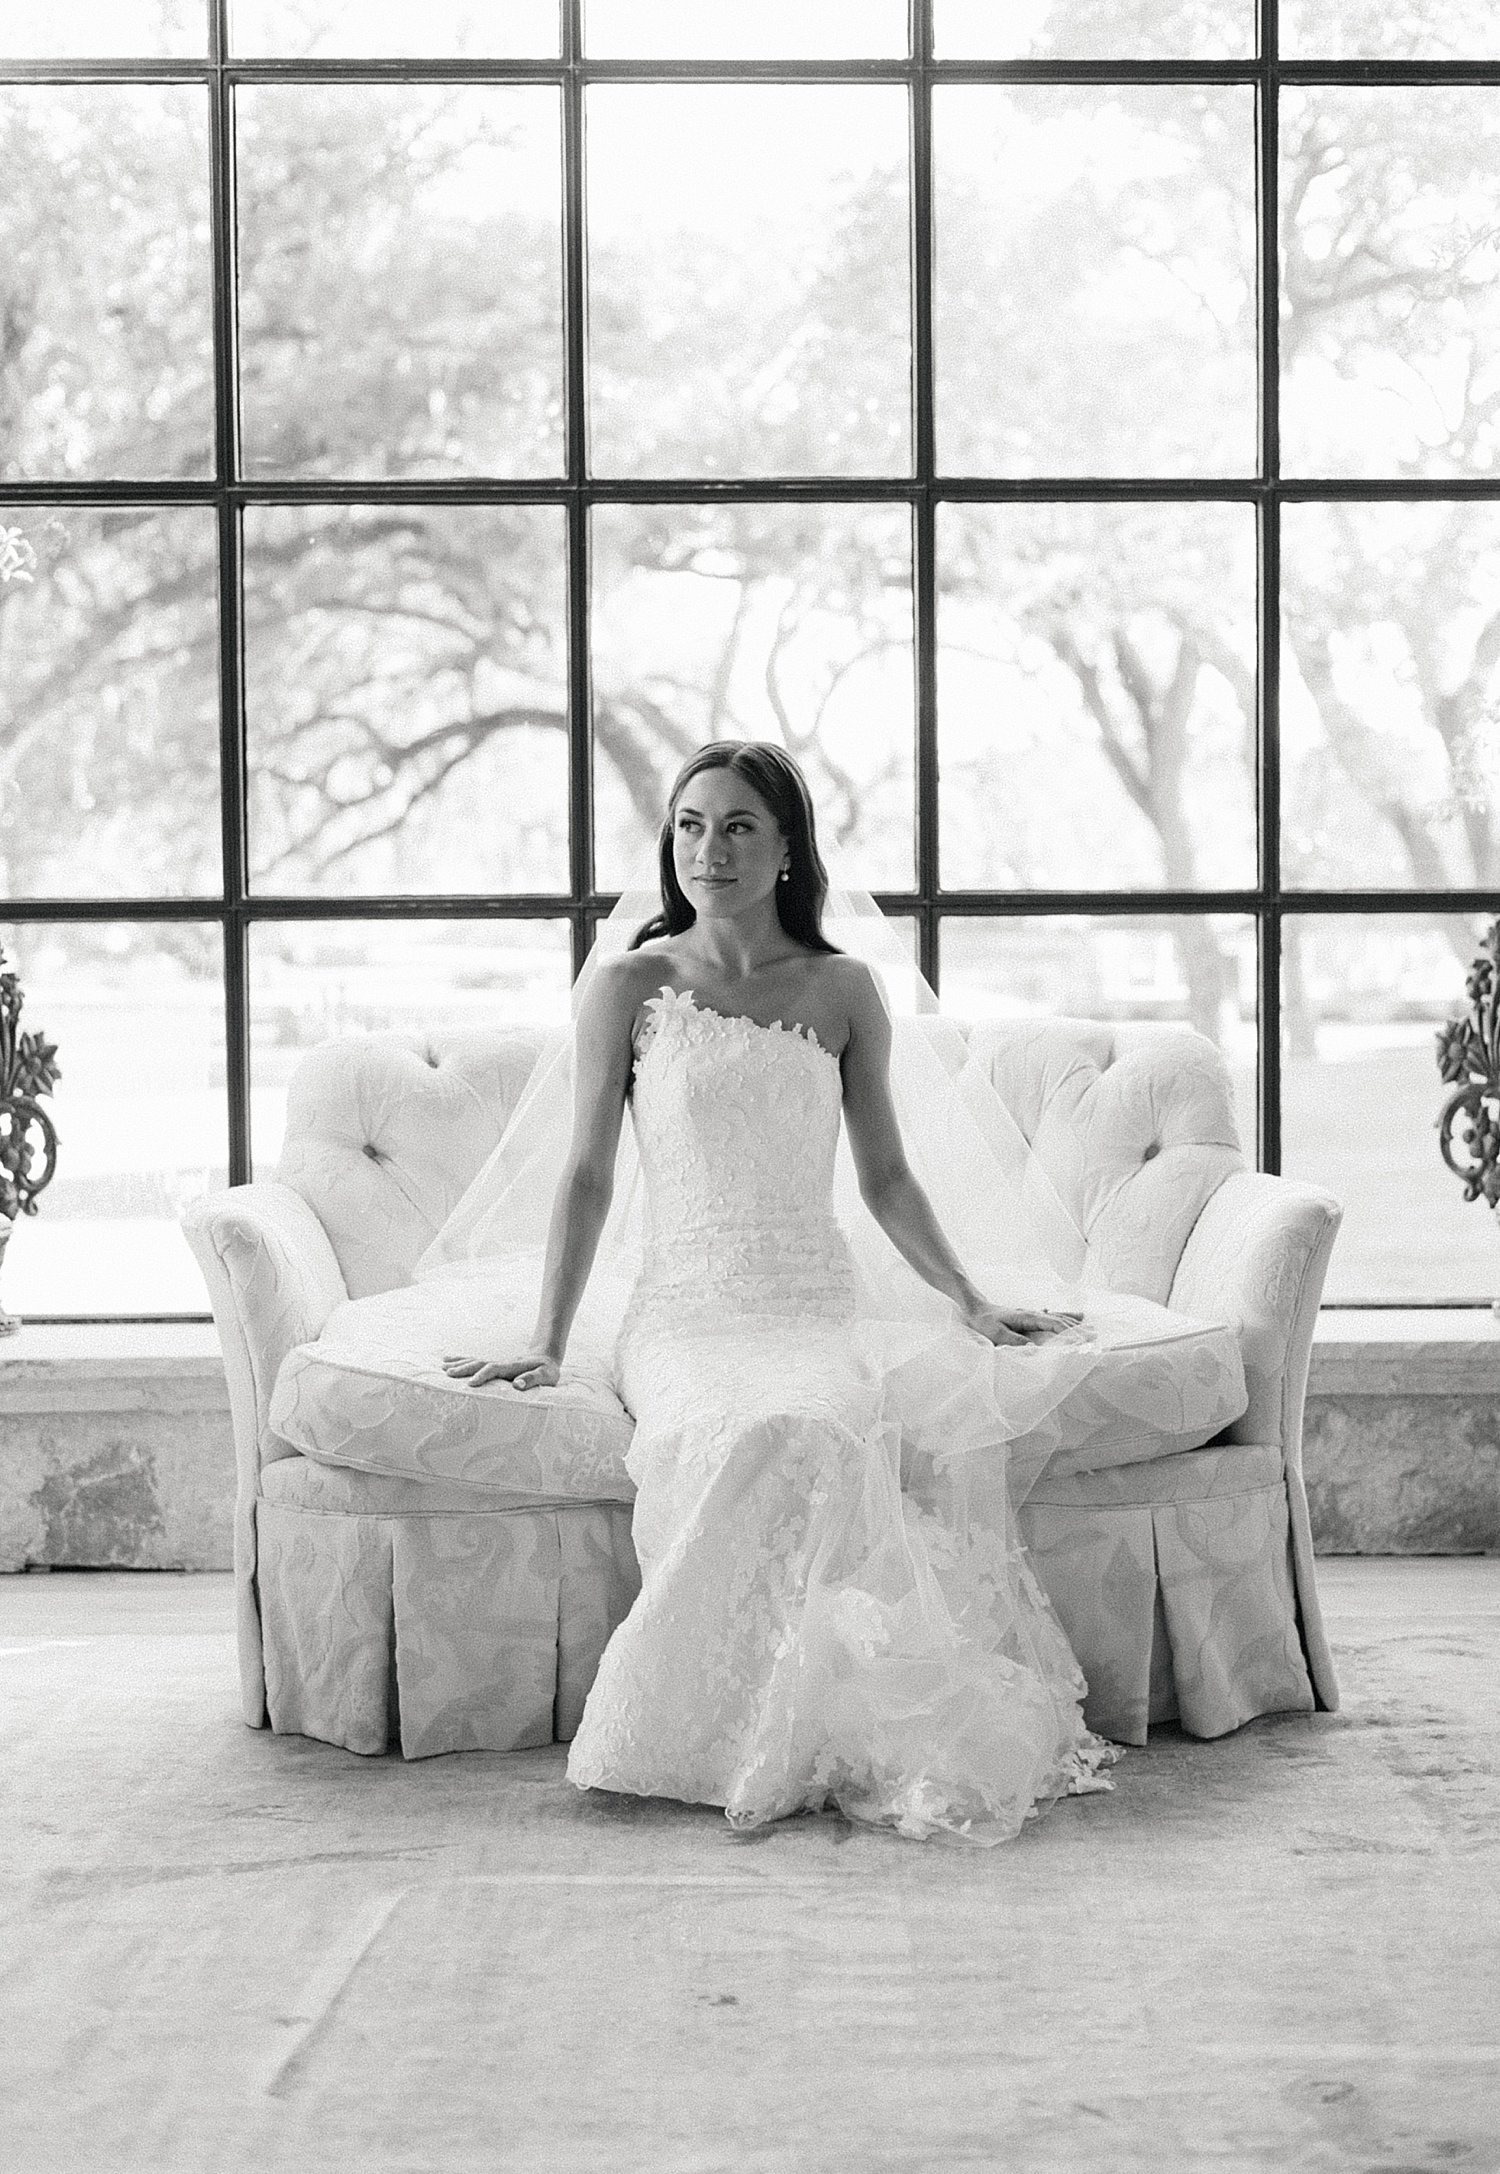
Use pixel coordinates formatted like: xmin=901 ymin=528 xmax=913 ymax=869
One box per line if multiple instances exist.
xmin=778 ymin=867 xmax=790 ymax=881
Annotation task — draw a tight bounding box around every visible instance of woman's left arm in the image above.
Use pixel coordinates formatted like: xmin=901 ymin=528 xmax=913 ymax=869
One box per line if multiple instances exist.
xmin=838 ymin=962 xmax=1075 ymax=1348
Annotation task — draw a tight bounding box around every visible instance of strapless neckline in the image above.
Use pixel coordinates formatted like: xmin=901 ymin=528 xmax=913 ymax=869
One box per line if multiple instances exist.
xmin=634 ymin=981 xmax=841 ymax=1072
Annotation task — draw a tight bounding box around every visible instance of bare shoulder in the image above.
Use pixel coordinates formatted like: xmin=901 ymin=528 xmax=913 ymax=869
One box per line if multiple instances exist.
xmin=817 ymin=951 xmax=879 ymax=992
xmin=577 ymin=947 xmax=666 ymax=1035
xmin=795 ymin=952 xmax=884 ymax=1061
xmin=595 ymin=943 xmax=674 ymax=991
xmin=615 ymin=934 xmax=688 ymax=989
xmin=818 ymin=952 xmax=885 ymax=1020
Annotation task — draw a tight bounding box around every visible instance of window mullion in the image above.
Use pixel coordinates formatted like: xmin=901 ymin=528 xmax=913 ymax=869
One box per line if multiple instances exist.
xmin=912 ymin=0 xmax=938 ymax=986
xmin=1257 ymin=0 xmax=1281 ymax=1175
xmin=563 ymin=0 xmax=592 ymax=958
xmin=209 ymin=0 xmax=251 ymax=1186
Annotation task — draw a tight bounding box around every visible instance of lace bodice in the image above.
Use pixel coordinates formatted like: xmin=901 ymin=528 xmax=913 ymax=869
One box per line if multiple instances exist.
xmin=619 ymin=984 xmax=857 ymax=1344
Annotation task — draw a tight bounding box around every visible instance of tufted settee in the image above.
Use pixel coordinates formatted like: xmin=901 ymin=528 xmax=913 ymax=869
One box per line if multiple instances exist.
xmin=185 ymin=1018 xmax=1341 ymax=1759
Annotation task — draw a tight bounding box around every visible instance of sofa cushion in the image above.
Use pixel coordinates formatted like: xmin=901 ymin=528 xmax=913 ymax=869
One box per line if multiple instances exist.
xmin=268 ymin=1257 xmax=1243 ymax=1503
xmin=267 ymin=1260 xmax=636 ymax=1503
xmin=1037 ymin=1291 xmax=1248 ymax=1475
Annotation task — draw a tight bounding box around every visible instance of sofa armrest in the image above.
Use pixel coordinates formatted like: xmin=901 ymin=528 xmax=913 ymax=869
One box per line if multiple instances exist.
xmin=183 ymin=1182 xmax=349 ymax=1730
xmin=1168 ymin=1169 xmax=1343 ymax=1715
xmin=184 ymin=1182 xmax=349 ymax=1477
xmin=1169 ymin=1170 xmax=1342 ymax=1455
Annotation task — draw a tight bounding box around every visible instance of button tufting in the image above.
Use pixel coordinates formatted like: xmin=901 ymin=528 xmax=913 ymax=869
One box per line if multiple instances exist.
xmin=423 ymin=1050 xmax=440 ymax=1067
xmin=363 ymin=1143 xmax=382 ymax=1161
xmin=1141 ymin=1142 xmax=1160 ymax=1162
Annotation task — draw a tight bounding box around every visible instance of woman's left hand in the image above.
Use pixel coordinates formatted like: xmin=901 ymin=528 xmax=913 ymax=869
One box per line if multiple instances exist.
xmin=962 ymin=1301 xmax=1084 ymax=1348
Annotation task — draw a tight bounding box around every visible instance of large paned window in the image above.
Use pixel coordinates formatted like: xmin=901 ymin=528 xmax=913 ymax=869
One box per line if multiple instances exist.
xmin=2 ymin=0 xmax=1496 ymax=1314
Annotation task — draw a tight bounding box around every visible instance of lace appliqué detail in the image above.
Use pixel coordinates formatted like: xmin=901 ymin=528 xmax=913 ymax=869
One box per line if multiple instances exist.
xmin=567 ymin=980 xmax=1119 ymax=1846
xmin=619 ymin=982 xmax=856 ymax=1349
xmin=633 ymin=981 xmax=839 ymax=1075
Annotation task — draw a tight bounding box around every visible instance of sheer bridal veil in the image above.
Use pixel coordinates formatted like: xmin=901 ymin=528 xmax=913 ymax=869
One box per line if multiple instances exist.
xmin=417 ymin=858 xmax=1088 ymax=1304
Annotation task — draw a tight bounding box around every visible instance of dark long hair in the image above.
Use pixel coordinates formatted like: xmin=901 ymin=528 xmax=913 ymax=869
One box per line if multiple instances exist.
xmin=628 ymin=741 xmax=842 ymax=955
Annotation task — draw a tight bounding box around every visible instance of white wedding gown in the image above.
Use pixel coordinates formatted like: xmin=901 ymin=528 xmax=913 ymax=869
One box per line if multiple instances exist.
xmin=564 ymin=984 xmax=1118 ymax=1845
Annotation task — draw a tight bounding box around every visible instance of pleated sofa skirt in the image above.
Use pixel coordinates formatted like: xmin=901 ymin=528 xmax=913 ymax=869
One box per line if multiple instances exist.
xmin=255 ymin=1496 xmax=640 ymax=1760
xmin=252 ymin=1434 xmax=1314 ymax=1759
xmin=1016 ymin=1439 xmax=1315 ymax=1748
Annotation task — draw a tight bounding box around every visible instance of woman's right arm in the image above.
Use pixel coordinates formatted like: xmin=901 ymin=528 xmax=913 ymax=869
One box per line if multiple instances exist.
xmin=442 ymin=954 xmax=644 ymax=1391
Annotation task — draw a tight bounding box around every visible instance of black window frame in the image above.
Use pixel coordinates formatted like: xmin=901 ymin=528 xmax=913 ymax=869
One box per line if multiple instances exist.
xmin=3 ymin=0 xmax=1499 ymax=1317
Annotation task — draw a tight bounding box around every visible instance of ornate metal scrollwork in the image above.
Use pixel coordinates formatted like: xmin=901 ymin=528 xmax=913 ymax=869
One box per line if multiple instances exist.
xmin=0 ymin=1096 xmax=58 ymax=1219
xmin=0 ymin=946 xmax=61 ymax=1334
xmin=1437 ymin=921 xmax=1500 ymax=1208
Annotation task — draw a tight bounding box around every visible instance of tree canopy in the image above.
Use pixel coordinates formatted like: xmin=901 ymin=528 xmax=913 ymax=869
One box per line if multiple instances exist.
xmin=1 ymin=6 xmax=1496 ymax=1042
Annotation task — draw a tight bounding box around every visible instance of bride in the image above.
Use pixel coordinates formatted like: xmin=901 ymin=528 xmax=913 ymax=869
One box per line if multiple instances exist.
xmin=441 ymin=740 xmax=1118 ymax=1845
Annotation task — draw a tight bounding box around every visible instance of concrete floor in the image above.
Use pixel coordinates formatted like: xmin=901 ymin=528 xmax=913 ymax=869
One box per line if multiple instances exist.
xmin=3 ymin=1563 xmax=1498 ymax=2174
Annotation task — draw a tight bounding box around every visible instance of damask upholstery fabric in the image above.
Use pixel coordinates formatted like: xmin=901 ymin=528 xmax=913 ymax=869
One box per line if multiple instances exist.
xmin=268 ymin=1264 xmax=635 ymax=1499
xmin=275 ymin=1031 xmax=544 ymax=1299
xmin=183 ymin=1180 xmax=351 ymax=1727
xmin=255 ymin=1498 xmax=639 ymax=1757
xmin=1169 ymin=1167 xmax=1341 ymax=1710
xmin=268 ymin=1276 xmax=1246 ymax=1495
xmin=555 ymin=1509 xmax=647 ymax=1740
xmin=187 ymin=1015 xmax=1340 ymax=1761
xmin=964 ymin=1019 xmax=1245 ymax=1304
xmin=1034 ymin=1291 xmax=1245 ymax=1473
xmin=258 ymin=1454 xmax=578 ymax=1518
xmin=1019 ymin=1442 xmax=1315 ymax=1746
xmin=1172 ymin=1169 xmax=1336 ymax=1450
xmin=184 ymin=1180 xmax=349 ymax=1468
xmin=255 ymin=1504 xmax=394 ymax=1756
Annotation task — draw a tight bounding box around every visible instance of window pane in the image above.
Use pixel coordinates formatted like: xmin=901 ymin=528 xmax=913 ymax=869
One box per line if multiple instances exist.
xmin=937 ymin=502 xmax=1256 ymax=891
xmin=0 ymin=87 xmax=213 ymax=481
xmin=936 ymin=0 xmax=1252 ymax=58
xmin=1281 ymin=502 xmax=1500 ymax=891
xmin=585 ymin=0 xmax=907 ymax=57
xmin=230 ymin=0 xmax=558 ymax=54
xmin=1282 ymin=913 xmax=1495 ymax=1301
xmin=0 ymin=507 xmax=221 ymax=897
xmin=0 ymin=922 xmax=225 ymax=1315
xmin=1281 ymin=0 xmax=1500 ymax=59
xmin=0 ymin=1 xmax=206 ymax=54
xmin=590 ymin=502 xmax=916 ymax=892
xmin=244 ymin=504 xmax=568 ymax=898
xmin=237 ymin=87 xmax=564 ymax=480
xmin=934 ymin=87 xmax=1256 ymax=478
xmin=1281 ymin=90 xmax=1500 ymax=479
xmin=585 ymin=86 xmax=911 ymax=480
xmin=249 ymin=919 xmax=571 ymax=1172
xmin=940 ymin=913 xmax=1257 ymax=1152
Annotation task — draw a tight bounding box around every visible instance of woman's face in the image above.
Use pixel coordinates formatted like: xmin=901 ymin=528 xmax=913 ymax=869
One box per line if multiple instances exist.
xmin=671 ymin=768 xmax=788 ymax=921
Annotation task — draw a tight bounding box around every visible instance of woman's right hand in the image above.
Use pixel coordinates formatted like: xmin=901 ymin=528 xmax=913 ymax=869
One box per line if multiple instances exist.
xmin=961 ymin=1301 xmax=1084 ymax=1349
xmin=441 ymin=1351 xmax=562 ymax=1392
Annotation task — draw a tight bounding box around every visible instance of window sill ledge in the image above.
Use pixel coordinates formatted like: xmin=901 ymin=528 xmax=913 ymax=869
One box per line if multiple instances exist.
xmin=0 ymin=1322 xmax=228 ymax=1414
xmin=1311 ymin=1309 xmax=1500 ymax=1397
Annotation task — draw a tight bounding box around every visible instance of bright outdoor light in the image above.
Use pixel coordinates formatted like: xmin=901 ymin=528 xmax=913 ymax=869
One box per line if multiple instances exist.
xmin=1 ymin=1 xmax=1496 ymax=1309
